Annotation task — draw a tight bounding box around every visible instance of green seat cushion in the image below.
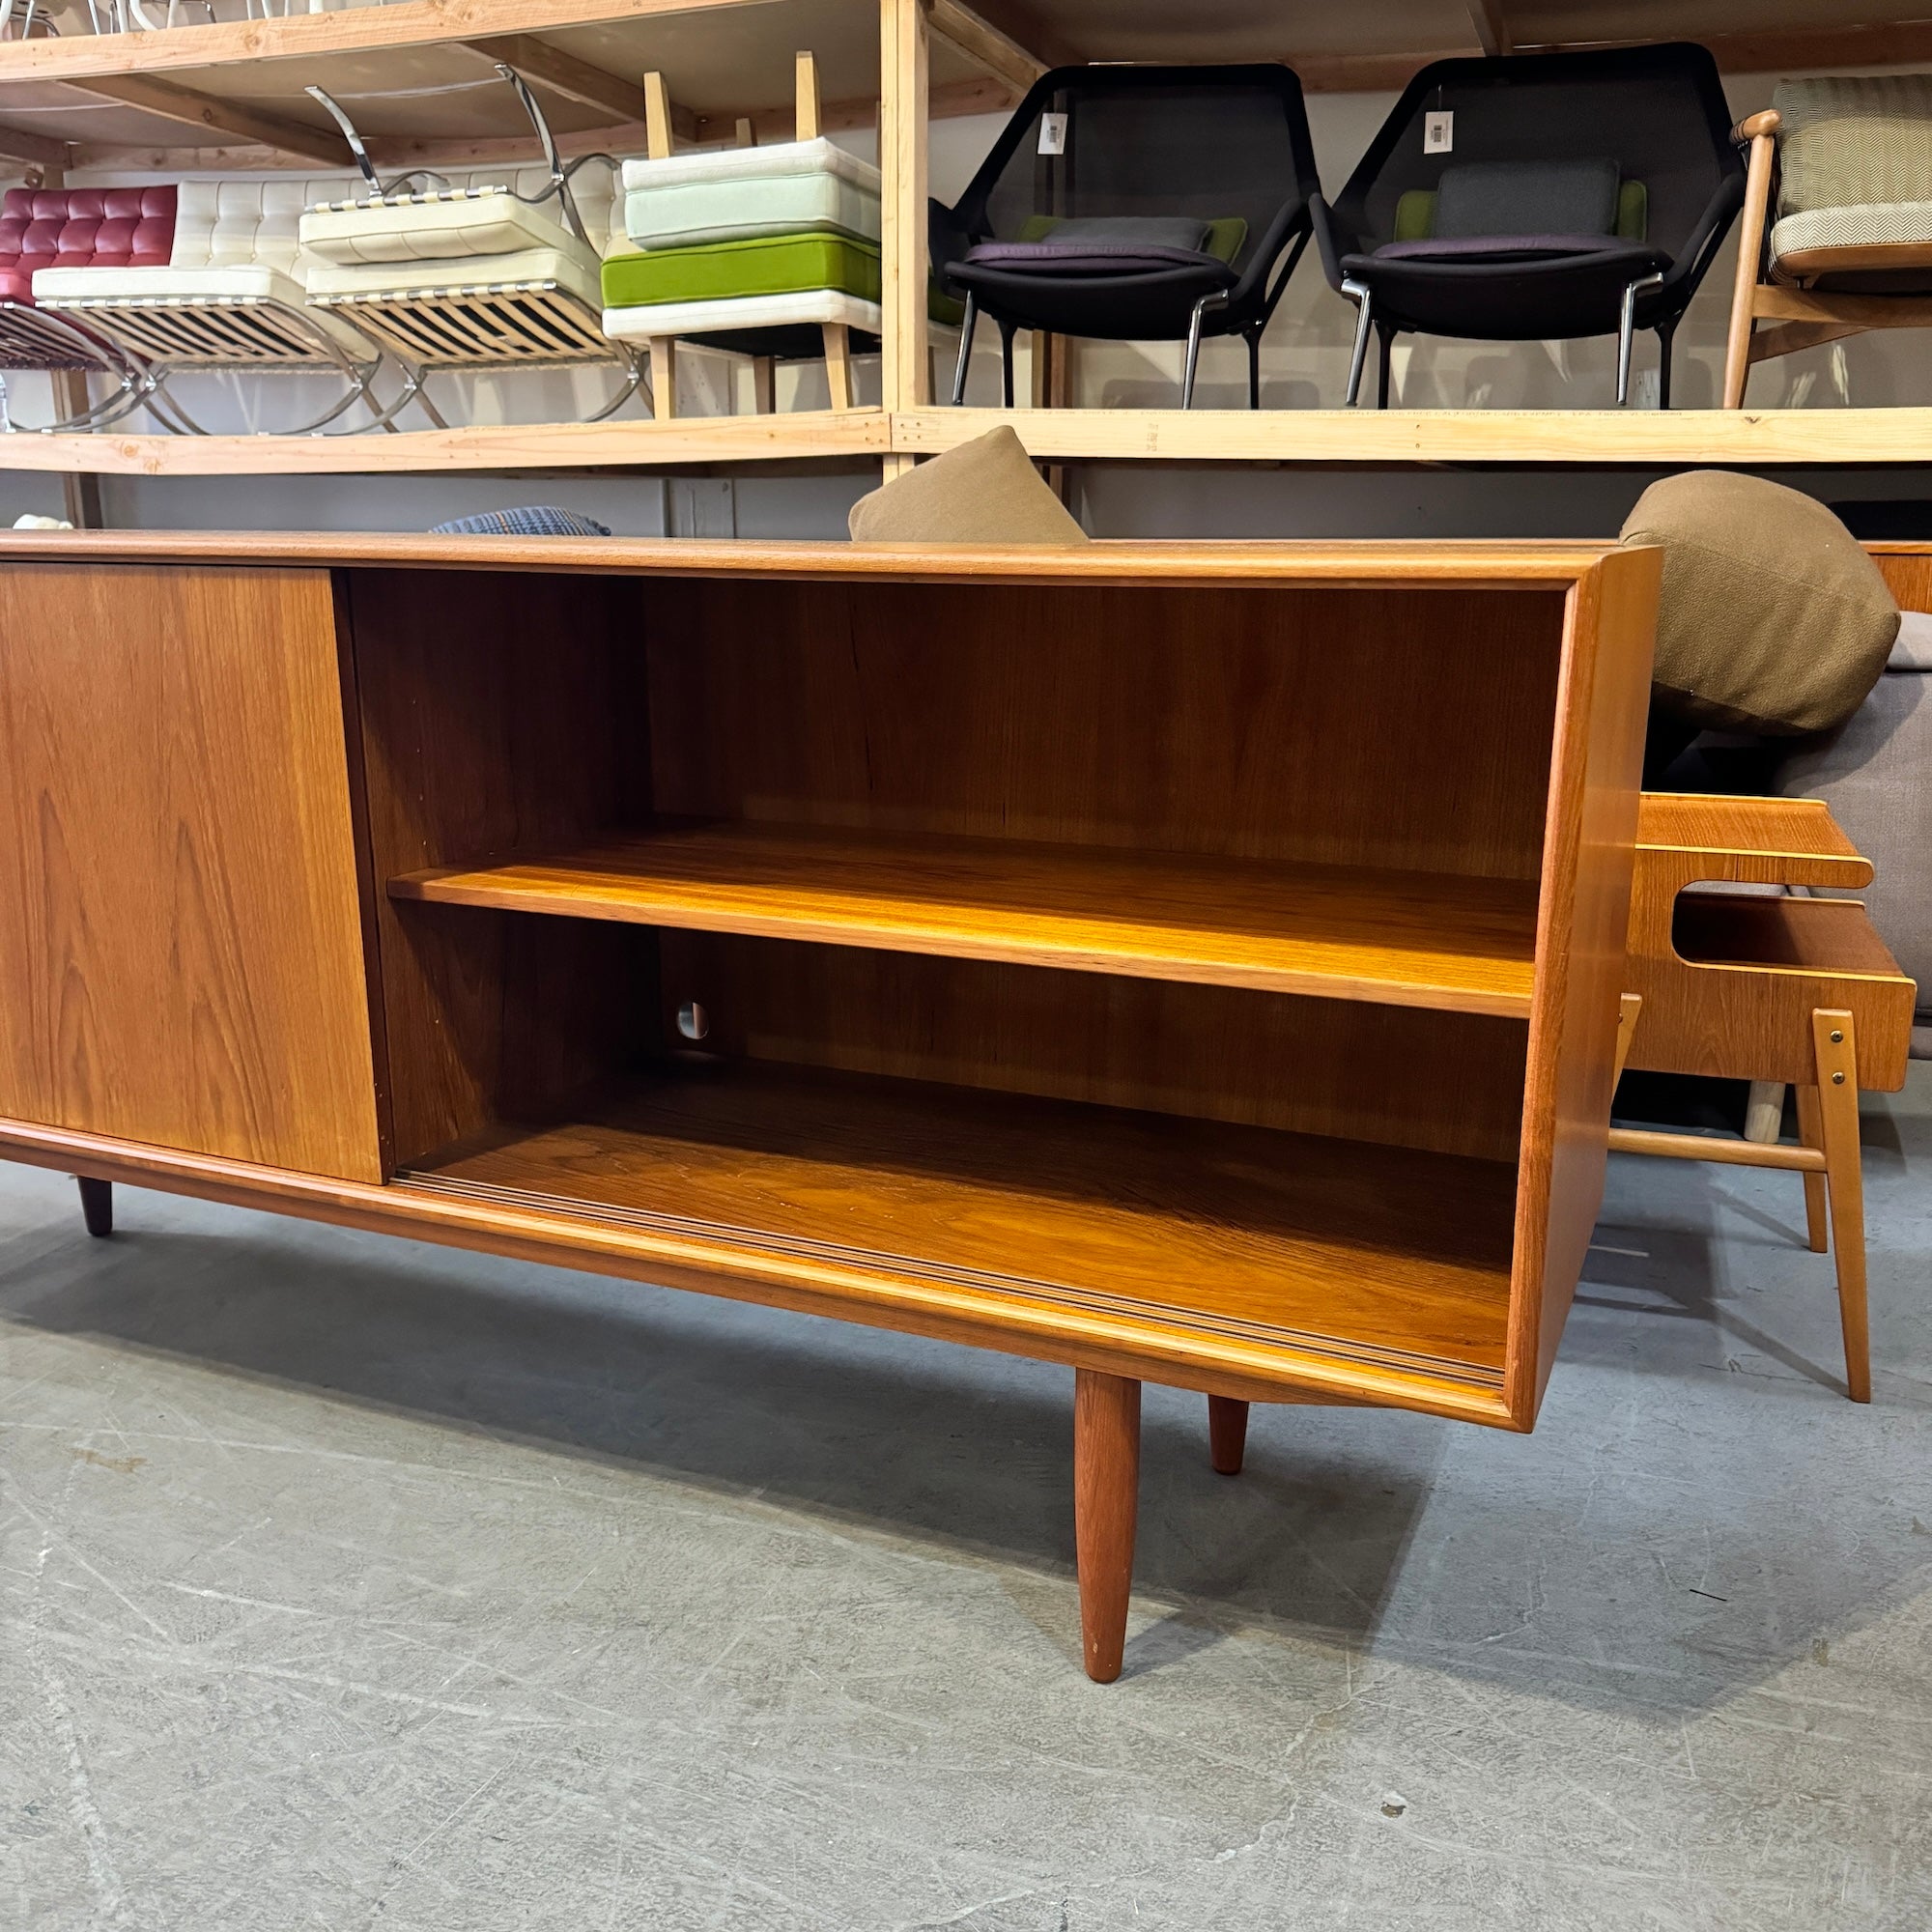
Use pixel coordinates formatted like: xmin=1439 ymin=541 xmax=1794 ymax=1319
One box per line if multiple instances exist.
xmin=601 ymin=230 xmax=880 ymax=310
xmin=1011 ymin=213 xmax=1247 ymax=264
xmin=1389 ymin=181 xmax=1646 ymax=243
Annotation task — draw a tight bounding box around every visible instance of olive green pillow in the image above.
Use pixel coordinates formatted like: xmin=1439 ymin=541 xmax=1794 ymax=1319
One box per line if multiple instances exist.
xmin=848 ymin=426 xmax=1087 ymax=545
xmin=1620 ymin=471 xmax=1899 ymax=735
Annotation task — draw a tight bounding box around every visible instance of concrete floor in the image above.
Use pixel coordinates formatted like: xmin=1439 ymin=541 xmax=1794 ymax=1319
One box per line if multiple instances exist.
xmin=3 ymin=1068 xmax=1929 ymax=1931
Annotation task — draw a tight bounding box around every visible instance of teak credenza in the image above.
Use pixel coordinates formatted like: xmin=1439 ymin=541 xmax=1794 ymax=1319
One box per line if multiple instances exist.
xmin=0 ymin=532 xmax=1659 ymax=1681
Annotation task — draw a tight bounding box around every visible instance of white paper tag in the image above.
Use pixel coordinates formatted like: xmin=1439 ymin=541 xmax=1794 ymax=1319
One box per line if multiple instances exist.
xmin=1038 ymin=111 xmax=1067 ymax=156
xmin=1424 ymin=110 xmax=1454 ymax=155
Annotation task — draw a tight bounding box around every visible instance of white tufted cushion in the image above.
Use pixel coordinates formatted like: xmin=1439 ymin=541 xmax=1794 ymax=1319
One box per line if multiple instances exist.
xmin=620 ymin=138 xmax=881 ymax=250
xmin=300 ymin=164 xmax=624 ymax=269
xmin=306 ymin=244 xmax=602 ymax=308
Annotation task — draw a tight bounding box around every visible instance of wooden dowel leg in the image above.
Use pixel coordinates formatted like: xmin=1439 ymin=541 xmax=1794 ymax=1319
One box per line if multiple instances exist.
xmin=76 ymin=1176 xmax=112 ymax=1237
xmin=1073 ymin=1368 xmax=1139 ymax=1683
xmin=1794 ymin=1082 xmax=1830 ymax=1254
xmin=1208 ymin=1394 xmax=1248 ymax=1475
xmin=1811 ymin=1011 xmax=1870 ymax=1403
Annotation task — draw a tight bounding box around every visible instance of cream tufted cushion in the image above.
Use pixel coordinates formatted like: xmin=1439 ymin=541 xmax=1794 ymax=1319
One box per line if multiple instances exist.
xmin=300 ymin=165 xmax=622 ymax=270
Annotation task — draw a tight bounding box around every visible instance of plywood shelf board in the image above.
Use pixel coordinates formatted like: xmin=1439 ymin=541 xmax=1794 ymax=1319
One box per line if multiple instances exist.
xmin=390 ymin=819 xmax=1542 ymax=1015
xmin=404 ymin=1055 xmax=1519 ymax=1386
xmin=0 ymin=412 xmax=892 ymax=477
xmin=7 ymin=407 xmax=1932 ymax=478
xmin=894 ymin=407 xmax=1932 ymax=469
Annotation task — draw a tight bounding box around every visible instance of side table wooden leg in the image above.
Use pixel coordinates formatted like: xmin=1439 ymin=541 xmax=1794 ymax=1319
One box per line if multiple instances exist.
xmin=1794 ymin=1083 xmax=1830 ymax=1254
xmin=1745 ymin=1080 xmax=1785 ymax=1144
xmin=1208 ymin=1395 xmax=1248 ymax=1475
xmin=1074 ymin=1368 xmax=1140 ymax=1683
xmin=76 ymin=1177 xmax=113 ymax=1238
xmin=1811 ymin=1010 xmax=1870 ymax=1404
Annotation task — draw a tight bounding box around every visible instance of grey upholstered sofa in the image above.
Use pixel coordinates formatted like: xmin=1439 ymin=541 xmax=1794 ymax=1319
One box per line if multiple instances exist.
xmin=1777 ymin=611 xmax=1932 ymax=1058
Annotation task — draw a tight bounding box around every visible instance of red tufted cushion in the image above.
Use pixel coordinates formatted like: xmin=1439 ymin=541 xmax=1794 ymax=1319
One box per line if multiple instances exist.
xmin=0 ymin=183 xmax=177 ymax=305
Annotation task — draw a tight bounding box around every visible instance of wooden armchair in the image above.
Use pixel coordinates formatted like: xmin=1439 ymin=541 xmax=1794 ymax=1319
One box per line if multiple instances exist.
xmin=1613 ymin=795 xmax=1917 ymax=1400
xmin=1723 ymin=80 xmax=1932 ymax=408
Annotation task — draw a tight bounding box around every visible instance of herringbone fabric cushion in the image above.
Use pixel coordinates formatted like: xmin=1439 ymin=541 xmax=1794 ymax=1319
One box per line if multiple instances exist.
xmin=1774 ymin=75 xmax=1932 ymax=215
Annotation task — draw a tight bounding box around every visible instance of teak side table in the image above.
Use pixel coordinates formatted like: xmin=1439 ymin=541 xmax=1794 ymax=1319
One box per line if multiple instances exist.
xmin=1613 ymin=794 xmax=1917 ymax=1402
xmin=0 ymin=532 xmax=1658 ymax=1679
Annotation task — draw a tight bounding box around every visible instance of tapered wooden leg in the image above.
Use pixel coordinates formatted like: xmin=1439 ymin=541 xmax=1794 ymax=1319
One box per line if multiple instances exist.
xmin=1073 ymin=1369 xmax=1140 ymax=1683
xmin=1811 ymin=1011 xmax=1870 ymax=1403
xmin=751 ymin=355 xmax=776 ymax=414
xmin=76 ymin=1176 xmax=112 ymax=1237
xmin=1794 ymin=1082 xmax=1831 ymax=1253
xmin=1208 ymin=1395 xmax=1248 ymax=1475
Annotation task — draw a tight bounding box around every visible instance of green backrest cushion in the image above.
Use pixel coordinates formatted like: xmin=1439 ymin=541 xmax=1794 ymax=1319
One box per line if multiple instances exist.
xmin=1012 ymin=213 xmax=1247 ymax=263
xmin=1390 ymin=181 xmax=1646 ymax=242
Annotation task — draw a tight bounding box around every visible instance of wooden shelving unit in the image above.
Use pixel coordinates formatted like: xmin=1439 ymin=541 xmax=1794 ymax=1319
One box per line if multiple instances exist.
xmin=1 ymin=1 xmax=1929 ymax=478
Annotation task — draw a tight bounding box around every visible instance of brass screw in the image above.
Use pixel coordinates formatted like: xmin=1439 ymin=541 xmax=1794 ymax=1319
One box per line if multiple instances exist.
xmin=1833 ymin=1070 xmax=1846 ymax=1085
xmin=1830 ymin=1029 xmax=1844 ymax=1044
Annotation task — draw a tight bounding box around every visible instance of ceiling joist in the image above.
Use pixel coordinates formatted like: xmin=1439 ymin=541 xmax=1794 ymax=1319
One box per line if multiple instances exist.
xmin=67 ymin=75 xmax=345 ymax=167
xmin=459 ymin=34 xmax=641 ymax=126
xmin=1466 ymin=2 xmax=1513 ymax=57
xmin=928 ymin=0 xmax=1047 ymax=93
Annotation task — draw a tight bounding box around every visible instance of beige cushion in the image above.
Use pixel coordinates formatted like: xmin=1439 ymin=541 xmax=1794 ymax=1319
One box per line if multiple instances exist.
xmin=1621 ymin=471 xmax=1899 ymax=735
xmin=300 ymin=186 xmax=582 ymax=267
xmin=848 ymin=426 xmax=1086 ymax=545
xmin=306 ymin=244 xmax=601 ymax=308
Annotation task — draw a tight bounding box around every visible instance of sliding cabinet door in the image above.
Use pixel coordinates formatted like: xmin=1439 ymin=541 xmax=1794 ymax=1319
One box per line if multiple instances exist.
xmin=0 ymin=563 xmax=384 ymax=1180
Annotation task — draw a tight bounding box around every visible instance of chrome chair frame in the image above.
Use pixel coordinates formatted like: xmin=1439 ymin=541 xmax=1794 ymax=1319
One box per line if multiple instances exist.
xmin=301 ymin=71 xmax=645 ymax=424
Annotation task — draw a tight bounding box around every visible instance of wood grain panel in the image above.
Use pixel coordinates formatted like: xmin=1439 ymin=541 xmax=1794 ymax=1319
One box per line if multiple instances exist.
xmin=343 ymin=567 xmax=656 ymax=1167
xmin=0 ymin=563 xmax=382 ymax=1179
xmin=409 ymin=1057 xmax=1518 ymax=1387
xmin=654 ymin=935 xmax=1528 ymax=1164
xmin=392 ymin=818 xmax=1542 ymax=1016
xmin=1872 ymin=547 xmax=1932 ymax=614
xmin=1507 ymin=546 xmax=1661 ymax=1419
xmin=644 ymin=580 xmax=1567 ymax=883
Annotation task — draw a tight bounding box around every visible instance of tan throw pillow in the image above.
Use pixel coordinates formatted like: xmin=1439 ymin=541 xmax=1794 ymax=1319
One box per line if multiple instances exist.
xmin=1620 ymin=471 xmax=1899 ymax=735
xmin=848 ymin=426 xmax=1087 ymax=544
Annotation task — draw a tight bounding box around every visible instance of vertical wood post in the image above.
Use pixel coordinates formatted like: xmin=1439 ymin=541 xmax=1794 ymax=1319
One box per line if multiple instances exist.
xmin=643 ymin=71 xmax=677 ymax=420
xmin=1073 ymin=1368 xmax=1139 ymax=1683
xmin=879 ymin=0 xmax=929 ymax=419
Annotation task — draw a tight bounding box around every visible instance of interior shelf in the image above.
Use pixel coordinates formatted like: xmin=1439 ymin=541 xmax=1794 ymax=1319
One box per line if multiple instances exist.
xmin=397 ymin=1053 xmax=1519 ymax=1389
xmin=388 ymin=819 xmax=1542 ymax=1016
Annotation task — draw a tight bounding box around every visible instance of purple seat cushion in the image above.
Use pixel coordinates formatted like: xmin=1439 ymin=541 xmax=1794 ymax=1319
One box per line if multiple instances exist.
xmin=961 ymin=239 xmax=1236 ymax=279
xmin=1374 ymin=233 xmax=1652 ymax=264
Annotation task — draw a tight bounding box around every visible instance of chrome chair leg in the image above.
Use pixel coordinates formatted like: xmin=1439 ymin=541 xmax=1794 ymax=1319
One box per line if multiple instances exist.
xmin=1618 ymin=272 xmax=1664 ymax=406
xmin=951 ymin=291 xmax=978 ymax=406
xmin=1342 ymin=278 xmax=1374 ymax=407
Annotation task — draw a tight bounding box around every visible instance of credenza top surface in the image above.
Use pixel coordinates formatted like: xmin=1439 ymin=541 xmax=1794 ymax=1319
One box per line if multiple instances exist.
xmin=0 ymin=531 xmax=1639 ymax=590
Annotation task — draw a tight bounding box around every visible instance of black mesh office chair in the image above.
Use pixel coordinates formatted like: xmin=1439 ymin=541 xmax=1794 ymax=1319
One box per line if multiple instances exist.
xmin=932 ymin=64 xmax=1321 ymax=409
xmin=1313 ymin=43 xmax=1744 ymax=408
